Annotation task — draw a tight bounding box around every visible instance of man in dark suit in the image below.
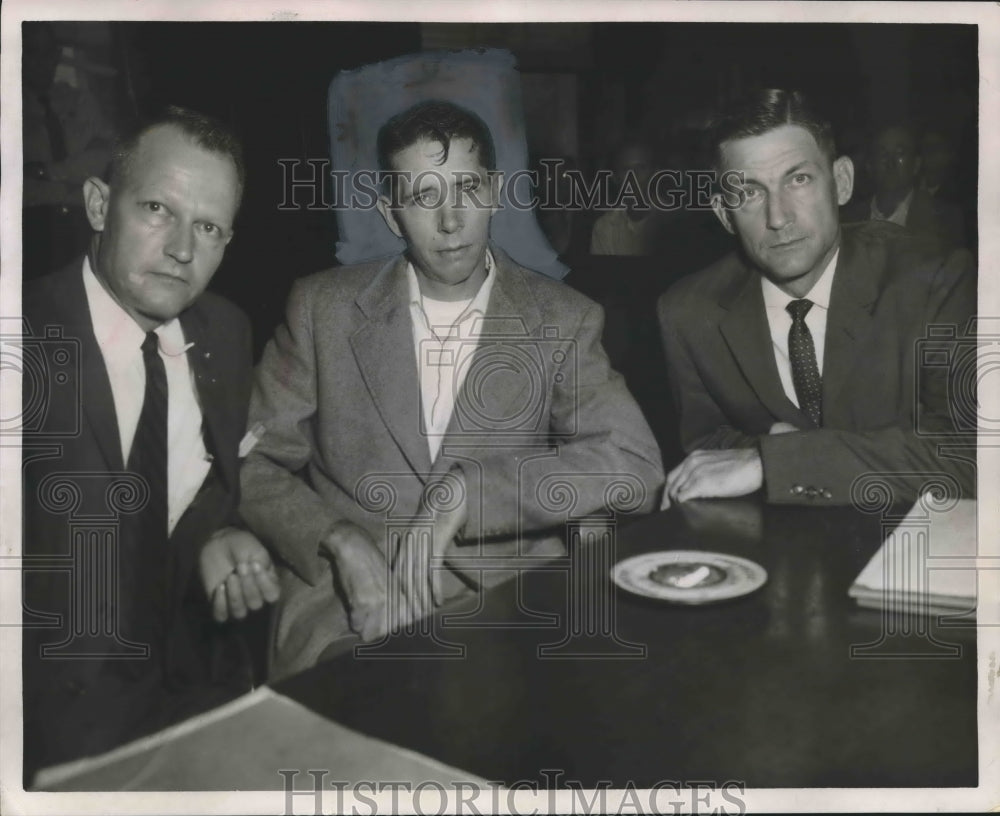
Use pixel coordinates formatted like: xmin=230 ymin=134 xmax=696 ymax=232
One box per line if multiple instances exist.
xmin=22 ymin=106 xmax=279 ymax=781
xmin=657 ymin=89 xmax=975 ymax=508
xmin=240 ymin=100 xmax=664 ymax=680
xmin=841 ymin=123 xmax=965 ymax=252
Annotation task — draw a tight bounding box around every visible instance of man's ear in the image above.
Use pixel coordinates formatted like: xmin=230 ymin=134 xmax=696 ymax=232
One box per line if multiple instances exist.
xmin=710 ymin=192 xmax=736 ymax=235
xmin=833 ymin=156 xmax=855 ymax=206
xmin=376 ymin=194 xmax=404 ymax=239
xmin=83 ymin=177 xmax=111 ymax=231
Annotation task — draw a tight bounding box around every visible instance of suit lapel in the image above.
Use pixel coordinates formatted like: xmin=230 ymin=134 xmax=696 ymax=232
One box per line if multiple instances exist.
xmin=46 ymin=262 xmax=125 ymax=470
xmin=179 ymin=306 xmax=237 ymax=494
xmin=904 ymin=188 xmax=933 ymax=234
xmin=718 ymin=263 xmax=807 ymax=427
xmin=438 ymin=248 xmax=544 ymax=463
xmin=821 ymin=231 xmax=879 ymax=417
xmin=351 ymin=256 xmax=433 ymax=479
xmin=81 ymin=335 xmax=125 ymax=471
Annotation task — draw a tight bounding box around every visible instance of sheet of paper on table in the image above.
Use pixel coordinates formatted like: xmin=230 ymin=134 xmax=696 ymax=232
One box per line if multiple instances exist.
xmin=848 ymin=495 xmax=978 ymax=617
xmin=33 ymin=686 xmax=485 ymax=792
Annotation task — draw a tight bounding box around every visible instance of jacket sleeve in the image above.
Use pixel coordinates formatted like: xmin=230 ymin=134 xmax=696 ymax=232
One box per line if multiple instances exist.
xmin=238 ymin=279 xmax=344 ymax=585
xmin=759 ymin=248 xmax=977 ymax=505
xmin=454 ymin=300 xmax=666 ymax=542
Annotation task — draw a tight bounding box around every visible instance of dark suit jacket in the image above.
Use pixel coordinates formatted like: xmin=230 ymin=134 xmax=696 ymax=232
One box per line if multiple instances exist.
xmin=841 ymin=186 xmax=966 ymax=252
xmin=657 ymin=221 xmax=976 ymax=506
xmin=21 ymin=261 xmax=254 ymax=781
xmin=240 ymin=246 xmax=665 ymax=680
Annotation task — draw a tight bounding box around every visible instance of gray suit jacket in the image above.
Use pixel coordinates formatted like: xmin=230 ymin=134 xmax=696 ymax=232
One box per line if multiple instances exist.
xmin=240 ymin=247 xmax=664 ymax=678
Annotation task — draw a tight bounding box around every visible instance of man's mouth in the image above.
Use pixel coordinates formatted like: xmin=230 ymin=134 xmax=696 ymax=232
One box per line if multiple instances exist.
xmin=150 ymin=270 xmax=188 ymax=284
xmin=770 ymin=237 xmax=806 ymax=250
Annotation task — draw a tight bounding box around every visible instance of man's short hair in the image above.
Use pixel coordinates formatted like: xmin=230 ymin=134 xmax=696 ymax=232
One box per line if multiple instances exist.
xmin=376 ymin=99 xmax=497 ymax=175
xmin=109 ymin=105 xmax=246 ymax=200
xmin=708 ymin=89 xmax=837 ymax=169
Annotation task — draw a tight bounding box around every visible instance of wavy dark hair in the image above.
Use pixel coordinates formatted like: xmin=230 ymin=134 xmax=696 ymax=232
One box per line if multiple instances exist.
xmin=376 ymin=99 xmax=497 ymax=175
xmin=708 ymin=89 xmax=837 ymax=168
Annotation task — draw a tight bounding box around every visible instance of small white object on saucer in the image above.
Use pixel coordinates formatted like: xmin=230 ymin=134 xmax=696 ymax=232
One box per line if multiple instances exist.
xmin=611 ymin=550 xmax=767 ymax=604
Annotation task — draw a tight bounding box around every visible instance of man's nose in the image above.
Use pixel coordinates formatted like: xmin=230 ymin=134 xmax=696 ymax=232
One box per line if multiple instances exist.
xmin=766 ymin=189 xmax=792 ymax=230
xmin=164 ymin=222 xmax=195 ymax=263
xmin=438 ymin=198 xmax=463 ymax=234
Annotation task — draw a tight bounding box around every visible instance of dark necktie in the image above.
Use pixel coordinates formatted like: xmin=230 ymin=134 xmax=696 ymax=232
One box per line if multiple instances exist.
xmin=786 ymin=299 xmax=823 ymax=427
xmin=122 ymin=331 xmax=169 ymax=652
xmin=129 ymin=332 xmax=169 ymax=537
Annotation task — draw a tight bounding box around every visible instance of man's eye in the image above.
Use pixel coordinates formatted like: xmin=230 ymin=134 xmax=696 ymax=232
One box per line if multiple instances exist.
xmin=142 ymin=201 xmax=167 ymax=214
xmin=741 ymin=187 xmax=763 ymax=203
xmin=199 ymin=223 xmax=218 ymax=236
xmin=791 ymin=173 xmax=811 ymax=185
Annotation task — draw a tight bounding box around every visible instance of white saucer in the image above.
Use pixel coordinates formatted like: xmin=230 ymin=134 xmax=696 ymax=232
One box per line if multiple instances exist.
xmin=611 ymin=550 xmax=767 ymax=604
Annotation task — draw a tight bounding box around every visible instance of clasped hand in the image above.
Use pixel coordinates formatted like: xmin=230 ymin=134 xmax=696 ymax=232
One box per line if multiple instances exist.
xmin=198 ymin=527 xmax=281 ymax=622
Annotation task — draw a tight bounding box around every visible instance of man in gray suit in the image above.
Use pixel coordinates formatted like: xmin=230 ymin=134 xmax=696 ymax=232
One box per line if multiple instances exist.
xmin=657 ymin=90 xmax=975 ymax=509
xmin=240 ymin=100 xmax=664 ymax=679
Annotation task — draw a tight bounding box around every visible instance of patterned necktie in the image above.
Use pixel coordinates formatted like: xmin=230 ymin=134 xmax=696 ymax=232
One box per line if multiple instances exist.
xmin=786 ymin=299 xmax=823 ymax=427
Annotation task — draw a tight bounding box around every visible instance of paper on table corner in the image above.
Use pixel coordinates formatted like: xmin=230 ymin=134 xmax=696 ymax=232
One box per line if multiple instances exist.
xmin=849 ymin=494 xmax=978 ymax=605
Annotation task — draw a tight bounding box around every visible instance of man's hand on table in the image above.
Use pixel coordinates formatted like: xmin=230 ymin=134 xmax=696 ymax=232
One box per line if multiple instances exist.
xmin=660 ymin=422 xmax=802 ymax=509
xmin=661 ymin=448 xmax=764 ymax=509
xmin=320 ymin=469 xmax=467 ymax=641
xmin=321 ymin=521 xmax=391 ymax=642
xmin=394 ymin=467 xmax=468 ymax=623
xmin=199 ymin=527 xmax=281 ymax=622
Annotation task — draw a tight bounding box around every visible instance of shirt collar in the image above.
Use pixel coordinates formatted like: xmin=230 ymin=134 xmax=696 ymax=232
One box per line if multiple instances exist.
xmin=406 ymin=248 xmax=496 ymax=315
xmin=760 ymin=247 xmax=839 ymax=312
xmin=870 ymin=187 xmax=914 ymax=224
xmin=82 ymin=256 xmax=191 ymax=356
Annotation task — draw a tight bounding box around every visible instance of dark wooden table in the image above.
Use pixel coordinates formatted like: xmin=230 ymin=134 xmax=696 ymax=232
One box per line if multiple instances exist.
xmin=276 ymin=499 xmax=978 ymax=789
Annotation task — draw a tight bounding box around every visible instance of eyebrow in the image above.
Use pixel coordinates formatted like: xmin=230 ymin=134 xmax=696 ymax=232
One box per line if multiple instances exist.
xmin=741 ymin=160 xmax=817 ymax=186
xmin=402 ymin=180 xmax=436 ymax=204
xmin=402 ymin=171 xmax=483 ymax=204
xmin=783 ymin=160 xmax=817 ymax=178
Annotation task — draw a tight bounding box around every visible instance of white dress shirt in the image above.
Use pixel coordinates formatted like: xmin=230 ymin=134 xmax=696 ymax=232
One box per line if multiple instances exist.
xmin=760 ymin=249 xmax=839 ymax=409
xmin=870 ymin=188 xmax=914 ymax=226
xmin=82 ymin=258 xmax=212 ymax=535
xmin=407 ymin=250 xmax=496 ymax=462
